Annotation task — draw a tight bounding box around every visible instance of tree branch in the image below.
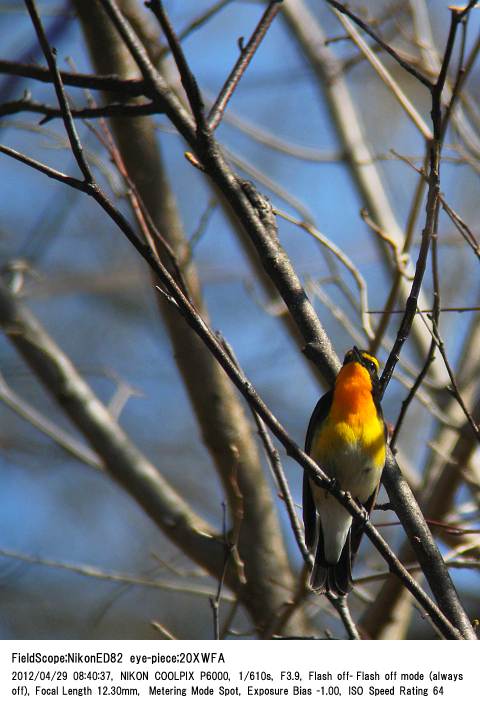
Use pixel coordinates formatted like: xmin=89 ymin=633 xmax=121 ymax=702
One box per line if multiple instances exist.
xmin=325 ymin=0 xmax=433 ymax=89
xmin=206 ymin=0 xmax=283 ymax=131
xmin=0 ymin=276 xmax=226 ymax=578
xmin=0 ymin=58 xmax=149 ymax=96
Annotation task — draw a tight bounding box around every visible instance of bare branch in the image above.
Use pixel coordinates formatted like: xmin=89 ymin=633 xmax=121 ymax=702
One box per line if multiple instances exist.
xmin=145 ymin=0 xmax=206 ymax=131
xmin=274 ymin=207 xmax=374 ymax=340
xmin=332 ymin=9 xmax=432 ymax=140
xmin=0 ymin=370 xmax=102 ymax=469
xmin=0 ymin=58 xmax=149 ymax=96
xmin=0 ymin=277 xmax=226 ymax=578
xmin=75 ymin=0 xmax=305 ymax=636
xmin=24 ymin=0 xmax=93 ymax=182
xmin=206 ymin=1 xmax=283 ymax=131
xmin=328 ymin=595 xmax=361 ymax=640
xmin=283 ymin=0 xmax=445 ymax=383
xmin=219 ymin=335 xmax=311 ymax=567
xmin=325 ymin=0 xmax=433 ymax=89
xmin=0 ymin=96 xmax=162 ymax=122
xmin=0 ymin=547 xmax=236 ymax=601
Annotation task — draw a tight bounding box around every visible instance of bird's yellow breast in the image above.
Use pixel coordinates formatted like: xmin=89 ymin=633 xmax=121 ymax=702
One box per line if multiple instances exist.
xmin=310 ymin=362 xmax=386 ymax=493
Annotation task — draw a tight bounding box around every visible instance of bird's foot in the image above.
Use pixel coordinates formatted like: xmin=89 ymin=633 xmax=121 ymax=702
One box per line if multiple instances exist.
xmin=326 ymin=476 xmax=340 ymax=495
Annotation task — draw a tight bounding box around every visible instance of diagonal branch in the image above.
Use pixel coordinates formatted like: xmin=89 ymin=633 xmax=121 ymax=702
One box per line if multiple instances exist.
xmin=0 ymin=276 xmax=225 ymax=579
xmin=206 ymin=0 xmax=283 ymax=131
xmin=97 ymin=0 xmax=339 ymax=383
xmin=0 ymin=370 xmax=102 ymax=470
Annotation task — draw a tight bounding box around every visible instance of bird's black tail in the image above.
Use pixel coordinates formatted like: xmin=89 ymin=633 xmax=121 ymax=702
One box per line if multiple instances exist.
xmin=310 ymin=528 xmax=353 ymax=597
xmin=309 ymin=487 xmax=379 ymax=596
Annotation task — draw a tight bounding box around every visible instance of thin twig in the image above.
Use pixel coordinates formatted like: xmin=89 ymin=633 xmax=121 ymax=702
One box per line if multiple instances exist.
xmin=325 ymin=0 xmax=433 ymax=89
xmin=391 ymin=338 xmax=437 ymax=452
xmin=24 ymin=0 xmax=92 ymax=182
xmin=210 ymin=503 xmax=230 ymax=640
xmin=0 ymin=371 xmax=102 ymax=469
xmin=207 ymin=1 xmax=283 ymax=131
xmin=78 ymin=88 xmax=191 ymax=297
xmin=256 ymin=400 xmax=312 ymax=564
xmin=328 ymin=594 xmax=361 ymax=640
xmin=356 ymin=559 xmax=480 ymax=586
xmin=360 ymin=208 xmax=412 ymax=279
xmin=274 ymin=207 xmax=374 ymax=340
xmin=216 ymin=101 xmax=343 ymax=162
xmin=391 ymin=172 xmax=442 ymax=449
xmin=0 ymin=58 xmax=149 ymax=96
xmin=441 ymin=199 xmax=480 ymax=259
xmin=151 ymin=621 xmax=177 ymax=639
xmin=226 ymin=147 xmax=316 ymax=223
xmin=220 ymin=600 xmax=240 ymax=639
xmin=391 ymin=148 xmax=480 ymax=259
xmin=146 ymin=0 xmax=206 ymax=132
xmin=219 ymin=334 xmax=311 ymax=565
xmin=369 ymin=306 xmax=480 ymax=314
xmin=0 ymin=547 xmax=234 ymax=600
xmin=440 ymin=5 xmax=469 ymax=141
xmin=0 ymin=143 xmax=85 ymax=188
xmin=0 ymin=96 xmax=161 ymax=121
xmin=333 ymin=9 xmax=432 ymax=140
xmin=427 ymin=318 xmax=480 ymax=443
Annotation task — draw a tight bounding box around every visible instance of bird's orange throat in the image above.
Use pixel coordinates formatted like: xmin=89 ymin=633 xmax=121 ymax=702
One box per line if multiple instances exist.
xmin=330 ymin=362 xmax=377 ymax=423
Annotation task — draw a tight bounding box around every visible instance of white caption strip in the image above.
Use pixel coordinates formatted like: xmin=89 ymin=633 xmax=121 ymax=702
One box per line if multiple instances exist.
xmin=0 ymin=639 xmax=475 ymax=708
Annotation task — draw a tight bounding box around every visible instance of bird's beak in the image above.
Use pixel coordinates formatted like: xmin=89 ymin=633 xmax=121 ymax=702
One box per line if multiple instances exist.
xmin=343 ymin=346 xmax=363 ymax=366
xmin=352 ymin=346 xmax=362 ymax=363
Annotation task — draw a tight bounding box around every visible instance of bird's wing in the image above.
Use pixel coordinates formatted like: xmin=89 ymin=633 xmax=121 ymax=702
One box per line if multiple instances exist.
xmin=303 ymin=390 xmax=333 ymax=549
xmin=373 ymin=389 xmax=389 ymax=445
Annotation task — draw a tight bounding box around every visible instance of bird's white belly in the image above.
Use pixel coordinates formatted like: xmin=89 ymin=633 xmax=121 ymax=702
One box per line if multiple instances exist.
xmin=310 ymin=442 xmax=383 ymax=565
xmin=313 ymin=438 xmax=382 ymax=505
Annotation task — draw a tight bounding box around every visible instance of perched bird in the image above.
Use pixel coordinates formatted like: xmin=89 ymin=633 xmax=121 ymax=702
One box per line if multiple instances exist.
xmin=303 ymin=346 xmax=387 ymax=596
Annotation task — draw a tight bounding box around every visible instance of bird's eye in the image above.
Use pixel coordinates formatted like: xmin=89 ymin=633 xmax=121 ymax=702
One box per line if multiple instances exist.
xmin=363 ymin=358 xmax=377 ymax=374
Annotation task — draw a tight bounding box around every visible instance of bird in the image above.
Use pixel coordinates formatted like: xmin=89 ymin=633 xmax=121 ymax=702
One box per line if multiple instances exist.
xmin=303 ymin=346 xmax=387 ymax=596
